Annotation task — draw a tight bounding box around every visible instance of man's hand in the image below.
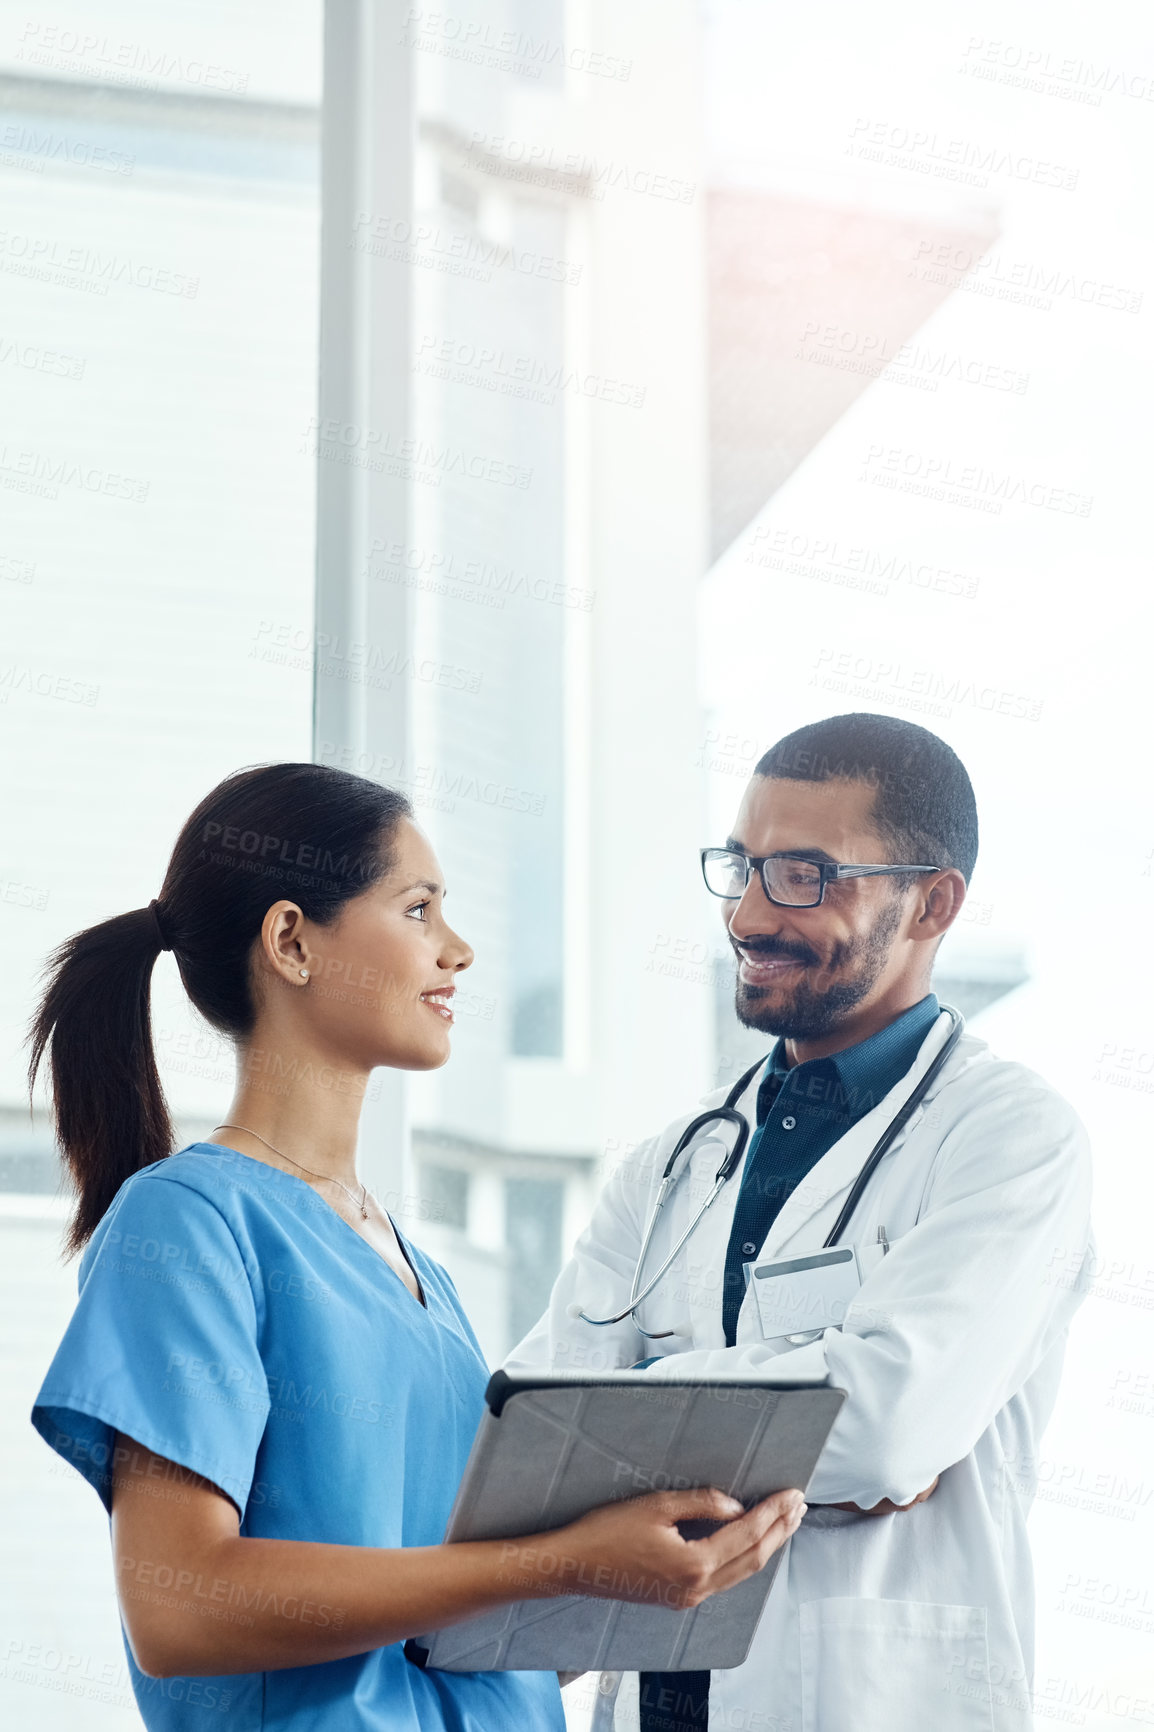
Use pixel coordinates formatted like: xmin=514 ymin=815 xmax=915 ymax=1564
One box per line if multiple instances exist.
xmin=822 ymin=1475 xmax=939 ymax=1517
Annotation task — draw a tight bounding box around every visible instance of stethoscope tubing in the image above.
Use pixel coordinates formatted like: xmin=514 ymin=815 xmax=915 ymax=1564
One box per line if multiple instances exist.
xmin=578 ymin=1006 xmax=964 ymax=1334
xmin=578 ymin=1069 xmax=762 ymax=1335
xmin=579 ymin=1172 xmax=727 ymax=1332
xmin=821 ymin=1006 xmax=964 ymax=1248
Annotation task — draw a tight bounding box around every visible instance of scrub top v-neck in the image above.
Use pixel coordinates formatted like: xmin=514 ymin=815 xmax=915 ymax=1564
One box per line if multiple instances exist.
xmin=31 ymin=1144 xmax=564 ymax=1732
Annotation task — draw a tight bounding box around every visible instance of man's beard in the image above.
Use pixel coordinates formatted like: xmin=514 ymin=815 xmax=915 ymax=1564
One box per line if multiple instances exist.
xmin=733 ymin=896 xmax=905 ymax=1042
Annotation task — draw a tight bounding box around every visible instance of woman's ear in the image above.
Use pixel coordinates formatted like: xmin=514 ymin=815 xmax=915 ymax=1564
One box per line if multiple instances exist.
xmin=256 ymin=902 xmax=315 ymax=988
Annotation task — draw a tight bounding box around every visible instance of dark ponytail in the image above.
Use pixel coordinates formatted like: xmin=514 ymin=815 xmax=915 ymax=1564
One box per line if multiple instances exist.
xmin=29 ymin=763 xmax=412 ymax=1255
xmin=30 ymin=908 xmax=176 ymax=1255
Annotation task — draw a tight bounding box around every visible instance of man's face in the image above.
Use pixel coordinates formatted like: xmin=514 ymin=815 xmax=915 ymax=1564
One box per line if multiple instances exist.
xmin=723 ymin=775 xmax=914 ymax=1042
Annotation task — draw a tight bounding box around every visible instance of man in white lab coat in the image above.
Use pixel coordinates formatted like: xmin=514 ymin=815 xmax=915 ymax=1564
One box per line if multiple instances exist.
xmin=508 ymin=712 xmax=1092 ymax=1732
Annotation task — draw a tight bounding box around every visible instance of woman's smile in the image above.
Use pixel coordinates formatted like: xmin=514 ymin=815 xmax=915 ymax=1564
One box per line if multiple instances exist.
xmin=419 ymin=986 xmax=456 ymax=1023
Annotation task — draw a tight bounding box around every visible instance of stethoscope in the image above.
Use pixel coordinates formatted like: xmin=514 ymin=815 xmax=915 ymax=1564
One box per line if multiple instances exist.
xmin=577 ymin=1006 xmax=965 ymax=1338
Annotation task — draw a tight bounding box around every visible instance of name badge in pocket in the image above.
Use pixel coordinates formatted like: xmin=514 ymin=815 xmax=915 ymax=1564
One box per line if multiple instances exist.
xmin=746 ymin=1246 xmax=864 ymax=1343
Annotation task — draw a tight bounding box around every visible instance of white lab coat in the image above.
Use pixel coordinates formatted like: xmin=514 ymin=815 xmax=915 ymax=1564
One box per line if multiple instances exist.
xmin=506 ymin=1012 xmax=1093 ymax=1732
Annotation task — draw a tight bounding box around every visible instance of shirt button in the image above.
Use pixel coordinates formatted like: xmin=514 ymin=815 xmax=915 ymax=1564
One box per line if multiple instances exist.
xmin=782 ymin=1115 xmax=797 ymax=1131
xmin=742 ymin=1242 xmax=757 ymax=1256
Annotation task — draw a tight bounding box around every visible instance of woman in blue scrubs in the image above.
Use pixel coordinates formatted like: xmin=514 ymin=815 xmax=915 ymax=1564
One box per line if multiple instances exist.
xmin=28 ymin=763 xmax=804 ymax=1732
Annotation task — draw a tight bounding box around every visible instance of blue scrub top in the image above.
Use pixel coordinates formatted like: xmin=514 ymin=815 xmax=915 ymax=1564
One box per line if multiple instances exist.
xmin=31 ymin=1145 xmax=564 ymax=1732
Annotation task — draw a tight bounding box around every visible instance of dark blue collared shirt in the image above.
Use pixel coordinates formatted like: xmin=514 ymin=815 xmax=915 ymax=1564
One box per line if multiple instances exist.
xmin=720 ymin=994 xmax=940 ymax=1345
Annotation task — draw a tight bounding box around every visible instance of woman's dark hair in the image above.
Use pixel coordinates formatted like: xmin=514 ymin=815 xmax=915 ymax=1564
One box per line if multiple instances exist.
xmin=28 ymin=762 xmax=412 ymax=1255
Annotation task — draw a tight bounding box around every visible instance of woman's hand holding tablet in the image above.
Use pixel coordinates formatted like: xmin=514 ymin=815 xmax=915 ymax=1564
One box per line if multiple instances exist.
xmin=529 ymin=1485 xmax=808 ymax=1610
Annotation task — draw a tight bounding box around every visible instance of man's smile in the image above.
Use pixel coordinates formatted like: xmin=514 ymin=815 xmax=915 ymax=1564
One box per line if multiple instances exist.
xmin=732 ymin=942 xmax=816 ymax=986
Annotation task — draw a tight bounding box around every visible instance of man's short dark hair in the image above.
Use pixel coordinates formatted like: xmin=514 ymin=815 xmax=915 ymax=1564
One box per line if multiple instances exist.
xmin=755 ymin=713 xmax=979 ymax=884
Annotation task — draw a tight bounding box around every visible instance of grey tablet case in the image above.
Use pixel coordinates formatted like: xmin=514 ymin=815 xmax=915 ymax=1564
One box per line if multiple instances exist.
xmin=410 ymin=1368 xmax=845 ymax=1674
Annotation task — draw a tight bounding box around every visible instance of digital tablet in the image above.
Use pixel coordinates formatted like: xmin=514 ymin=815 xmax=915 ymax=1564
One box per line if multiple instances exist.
xmin=410 ymin=1368 xmax=844 ymax=1674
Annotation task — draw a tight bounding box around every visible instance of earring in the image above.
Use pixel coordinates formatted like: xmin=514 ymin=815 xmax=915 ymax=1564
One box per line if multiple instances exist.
xmin=300 ymin=968 xmax=310 ymax=981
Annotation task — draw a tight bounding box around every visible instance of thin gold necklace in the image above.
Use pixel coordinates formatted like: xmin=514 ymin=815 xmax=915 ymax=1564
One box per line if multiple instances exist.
xmin=213 ymin=1123 xmax=370 ymax=1219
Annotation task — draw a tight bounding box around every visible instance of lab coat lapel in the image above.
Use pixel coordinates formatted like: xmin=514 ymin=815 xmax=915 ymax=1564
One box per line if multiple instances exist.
xmin=759 ymin=1010 xmax=958 ymax=1258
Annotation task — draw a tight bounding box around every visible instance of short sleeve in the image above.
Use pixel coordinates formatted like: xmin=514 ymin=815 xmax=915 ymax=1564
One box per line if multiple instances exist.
xmin=31 ymin=1171 xmax=271 ymax=1518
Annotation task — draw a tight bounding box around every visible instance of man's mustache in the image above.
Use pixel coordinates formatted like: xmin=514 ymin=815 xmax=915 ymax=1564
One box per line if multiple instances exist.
xmin=730 ymin=935 xmax=820 ymax=968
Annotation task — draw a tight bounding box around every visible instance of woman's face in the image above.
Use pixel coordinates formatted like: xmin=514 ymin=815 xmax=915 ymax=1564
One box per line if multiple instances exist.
xmin=260 ymin=818 xmax=475 ymax=1074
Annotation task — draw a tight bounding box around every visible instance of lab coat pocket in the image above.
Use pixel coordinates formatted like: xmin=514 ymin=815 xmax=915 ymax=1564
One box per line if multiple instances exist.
xmin=800 ymin=1597 xmax=993 ymax=1732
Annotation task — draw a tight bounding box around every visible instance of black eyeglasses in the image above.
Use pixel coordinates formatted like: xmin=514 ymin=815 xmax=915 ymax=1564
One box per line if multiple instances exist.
xmin=700 ymin=848 xmax=942 ymax=909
